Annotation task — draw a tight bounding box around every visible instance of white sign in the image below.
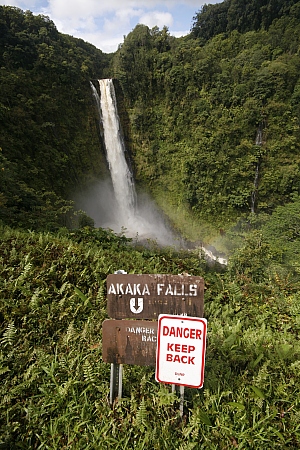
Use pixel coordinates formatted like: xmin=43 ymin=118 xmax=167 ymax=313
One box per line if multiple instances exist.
xmin=155 ymin=314 xmax=207 ymax=388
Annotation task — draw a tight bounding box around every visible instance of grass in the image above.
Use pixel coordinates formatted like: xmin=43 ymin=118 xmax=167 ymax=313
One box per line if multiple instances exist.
xmin=0 ymin=225 xmax=299 ymax=448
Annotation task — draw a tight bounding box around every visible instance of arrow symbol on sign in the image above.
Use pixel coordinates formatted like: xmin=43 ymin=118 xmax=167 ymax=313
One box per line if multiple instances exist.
xmin=130 ymin=297 xmax=144 ymax=314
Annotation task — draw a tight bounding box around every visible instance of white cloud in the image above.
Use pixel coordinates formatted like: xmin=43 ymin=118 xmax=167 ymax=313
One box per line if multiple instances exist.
xmin=48 ymin=0 xmax=145 ymax=20
xmin=2 ymin=0 xmax=223 ymax=52
xmin=48 ymin=0 xmax=106 ymax=19
xmin=138 ymin=11 xmax=173 ymax=29
xmin=171 ymin=30 xmax=189 ymax=38
xmin=104 ymin=8 xmax=142 ymax=33
xmin=86 ymin=33 xmax=123 ymax=54
xmin=2 ymin=0 xmax=41 ymax=7
xmin=47 ymin=0 xmax=209 ymax=22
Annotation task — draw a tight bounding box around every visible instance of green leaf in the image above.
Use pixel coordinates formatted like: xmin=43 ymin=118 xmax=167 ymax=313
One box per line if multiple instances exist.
xmin=250 ymin=353 xmax=264 ymax=368
xmin=74 ymin=286 xmax=88 ymax=301
xmin=269 ymin=426 xmax=285 ymax=441
xmin=227 ymin=402 xmax=245 ymax=411
xmin=249 ymin=385 xmax=265 ymax=399
xmin=198 ymin=411 xmax=212 ymax=426
xmin=0 ymin=366 xmax=10 ymax=376
xmin=276 ymin=344 xmax=293 ymax=360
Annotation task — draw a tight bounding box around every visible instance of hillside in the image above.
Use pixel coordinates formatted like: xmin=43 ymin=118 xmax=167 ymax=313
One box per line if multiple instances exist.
xmin=191 ymin=0 xmax=300 ymax=41
xmin=112 ymin=2 xmax=300 ymax=239
xmin=0 ymin=2 xmax=300 ymax=447
xmin=0 ymin=225 xmax=299 ymax=448
xmin=0 ymin=6 xmax=110 ymax=230
xmin=0 ymin=2 xmax=300 ymax=242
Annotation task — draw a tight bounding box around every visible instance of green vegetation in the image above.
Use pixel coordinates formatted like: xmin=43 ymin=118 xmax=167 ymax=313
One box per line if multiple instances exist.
xmin=1 ymin=2 xmax=300 ymax=237
xmin=1 ymin=1 xmax=300 ymax=447
xmin=112 ymin=0 xmax=300 ymax=237
xmin=0 ymin=6 xmax=110 ymax=230
xmin=0 ymin=224 xmax=299 ymax=448
xmin=191 ymin=0 xmax=299 ymax=40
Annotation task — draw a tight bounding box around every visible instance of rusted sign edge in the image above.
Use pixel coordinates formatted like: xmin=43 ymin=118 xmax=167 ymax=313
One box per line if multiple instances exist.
xmin=102 ymin=319 xmax=158 ymax=366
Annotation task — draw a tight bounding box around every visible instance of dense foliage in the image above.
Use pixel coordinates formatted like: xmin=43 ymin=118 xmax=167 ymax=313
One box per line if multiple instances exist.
xmin=0 ymin=225 xmax=299 ymax=448
xmin=1 ymin=4 xmax=300 ymax=445
xmin=0 ymin=6 xmax=110 ymax=230
xmin=112 ymin=0 xmax=300 ymax=235
xmin=1 ymin=2 xmax=300 ymax=239
xmin=191 ymin=0 xmax=299 ymax=41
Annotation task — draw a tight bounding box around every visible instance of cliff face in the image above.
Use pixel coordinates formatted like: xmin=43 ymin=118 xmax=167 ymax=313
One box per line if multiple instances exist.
xmin=0 ymin=6 xmax=110 ymax=229
xmin=1 ymin=4 xmax=300 ymax=237
xmin=111 ymin=7 xmax=300 ymax=234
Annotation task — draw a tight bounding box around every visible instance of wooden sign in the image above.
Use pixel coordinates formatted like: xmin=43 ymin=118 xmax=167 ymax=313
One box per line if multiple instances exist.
xmin=106 ymin=274 xmax=204 ymax=319
xmin=102 ymin=319 xmax=158 ymax=366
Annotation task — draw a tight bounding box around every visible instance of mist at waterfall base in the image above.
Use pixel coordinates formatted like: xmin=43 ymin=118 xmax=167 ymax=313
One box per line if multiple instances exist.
xmin=86 ymin=79 xmax=227 ymax=259
xmin=82 ymin=78 xmax=182 ymax=248
xmin=75 ymin=178 xmax=181 ymax=248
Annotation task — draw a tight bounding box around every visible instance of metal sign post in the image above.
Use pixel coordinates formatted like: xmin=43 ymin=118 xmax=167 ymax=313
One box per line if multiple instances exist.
xmin=171 ymin=384 xmax=185 ymax=417
xmin=179 ymin=385 xmax=185 ymax=417
xmin=109 ymin=364 xmax=123 ymax=405
xmin=103 ymin=273 xmax=205 ymax=409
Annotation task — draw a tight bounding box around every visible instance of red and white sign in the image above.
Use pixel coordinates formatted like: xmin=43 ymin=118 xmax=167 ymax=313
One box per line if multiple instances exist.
xmin=155 ymin=314 xmax=207 ymax=388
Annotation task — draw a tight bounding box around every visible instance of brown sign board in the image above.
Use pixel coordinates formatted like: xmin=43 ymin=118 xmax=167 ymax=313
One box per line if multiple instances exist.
xmin=102 ymin=319 xmax=158 ymax=366
xmin=106 ymin=274 xmax=204 ymax=319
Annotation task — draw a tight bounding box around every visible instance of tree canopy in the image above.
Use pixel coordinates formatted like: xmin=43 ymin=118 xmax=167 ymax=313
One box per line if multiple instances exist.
xmin=1 ymin=2 xmax=300 ymax=240
xmin=0 ymin=6 xmax=110 ymax=229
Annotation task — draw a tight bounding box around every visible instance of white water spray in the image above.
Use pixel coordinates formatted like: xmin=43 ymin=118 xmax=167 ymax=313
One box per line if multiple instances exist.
xmin=86 ymin=79 xmax=229 ymax=261
xmin=99 ymin=79 xmax=136 ymax=224
xmin=251 ymin=128 xmax=262 ymax=213
xmin=88 ymin=79 xmax=179 ymax=246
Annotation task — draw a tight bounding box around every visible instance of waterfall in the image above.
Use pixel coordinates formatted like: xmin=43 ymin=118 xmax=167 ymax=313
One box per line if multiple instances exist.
xmin=90 ymin=81 xmax=101 ymax=116
xmin=88 ymin=78 xmax=179 ymax=246
xmin=98 ymin=79 xmax=137 ymax=224
xmin=255 ymin=128 xmax=263 ymax=146
xmin=87 ymin=79 xmax=228 ymax=257
xmin=251 ymin=128 xmax=262 ymax=213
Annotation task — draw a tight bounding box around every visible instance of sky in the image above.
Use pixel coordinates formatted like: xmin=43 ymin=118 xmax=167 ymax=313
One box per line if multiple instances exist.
xmin=1 ymin=0 xmax=223 ymax=53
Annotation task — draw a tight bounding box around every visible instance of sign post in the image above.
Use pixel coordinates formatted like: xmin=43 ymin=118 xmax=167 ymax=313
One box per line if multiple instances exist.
xmin=155 ymin=314 xmax=207 ymax=389
xmin=109 ymin=363 xmax=122 ymax=404
xmin=103 ymin=273 xmax=205 ymax=406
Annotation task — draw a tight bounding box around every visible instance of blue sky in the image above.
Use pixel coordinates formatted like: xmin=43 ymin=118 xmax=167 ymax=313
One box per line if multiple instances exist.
xmin=1 ymin=0 xmax=223 ymax=53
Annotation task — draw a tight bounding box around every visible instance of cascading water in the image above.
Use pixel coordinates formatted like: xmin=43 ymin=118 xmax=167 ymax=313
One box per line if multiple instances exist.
xmin=255 ymin=128 xmax=263 ymax=147
xmin=89 ymin=78 xmax=179 ymax=246
xmin=90 ymin=81 xmax=101 ymax=117
xmin=251 ymin=127 xmax=263 ymax=213
xmin=87 ymin=79 xmax=228 ymax=260
xmin=98 ymin=79 xmax=137 ymax=225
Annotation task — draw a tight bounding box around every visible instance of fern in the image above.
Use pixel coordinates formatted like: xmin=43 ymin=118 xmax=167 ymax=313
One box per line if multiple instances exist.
xmin=58 ymin=379 xmax=72 ymax=398
xmin=16 ymin=254 xmax=33 ymax=283
xmin=0 ymin=321 xmax=17 ymax=347
xmin=178 ymin=443 xmax=198 ymax=450
xmin=62 ymin=321 xmax=77 ymax=347
xmin=83 ymin=358 xmax=96 ymax=383
xmin=135 ymin=397 xmax=147 ymax=428
xmin=81 ymin=317 xmax=92 ymax=341
xmin=30 ymin=288 xmax=42 ymax=309
xmin=59 ymin=281 xmax=72 ymax=294
xmin=228 ymin=282 xmax=243 ymax=301
xmin=1 ymin=394 xmax=12 ymax=405
xmin=153 ymin=387 xmax=176 ymax=408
